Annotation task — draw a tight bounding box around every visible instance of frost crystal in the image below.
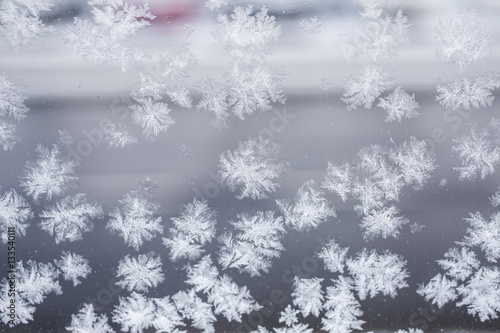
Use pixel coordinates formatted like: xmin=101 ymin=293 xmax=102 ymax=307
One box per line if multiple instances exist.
xmin=378 ymin=86 xmax=420 ymax=122
xmin=219 ymin=137 xmax=289 ymax=200
xmin=213 ymin=5 xmax=281 ymax=58
xmin=185 ymin=255 xmax=219 ymax=294
xmin=112 ymin=292 xmax=155 ymax=333
xmin=417 ymin=273 xmax=458 ymax=308
xmin=462 ymin=212 xmax=500 ymax=263
xmin=277 ymin=180 xmax=336 ymax=231
xmin=361 ymin=206 xmax=409 ymax=240
xmin=321 ymin=277 xmax=365 ymax=333
xmin=0 ymin=74 xmax=29 ymax=150
xmin=115 ymin=252 xmax=165 ymax=292
xmin=173 ymin=289 xmax=215 ymax=333
xmin=0 ymin=188 xmax=32 ymax=243
xmin=205 ymin=0 xmax=228 ymax=11
xmin=299 ymin=17 xmax=321 ymax=34
xmin=346 ymin=249 xmax=408 ymax=300
xmin=55 ymin=252 xmax=91 ymax=287
xmin=163 ymin=199 xmax=217 ymax=262
xmin=292 ymin=277 xmax=324 ymax=318
xmin=107 ymin=179 xmax=163 ymax=250
xmin=322 ymin=163 xmax=352 ymax=202
xmin=279 ymin=304 xmax=299 ymax=326
xmin=218 ymin=211 xmax=285 ymax=276
xmin=39 ymin=193 xmax=103 ymax=244
xmin=0 ymin=260 xmax=61 ymax=326
xmin=490 ymin=188 xmax=500 ymax=207
xmin=433 ymin=10 xmax=490 ymax=71
xmin=196 ymin=78 xmax=231 ymax=128
xmin=104 ymin=123 xmax=137 ymax=148
xmin=20 ymin=144 xmax=78 ymax=201
xmin=207 ymin=274 xmax=260 ymax=322
xmin=66 ymin=303 xmax=114 ymax=333
xmin=437 ymin=247 xmax=480 ymax=281
xmin=274 ymin=323 xmax=313 ymax=333
xmin=452 ymin=124 xmax=500 ymax=181
xmin=342 ymin=66 xmax=397 ymax=110
xmin=317 ymin=240 xmax=349 ymax=274
xmin=64 ymin=0 xmax=155 ymax=72
xmin=0 ymin=0 xmax=54 ymax=47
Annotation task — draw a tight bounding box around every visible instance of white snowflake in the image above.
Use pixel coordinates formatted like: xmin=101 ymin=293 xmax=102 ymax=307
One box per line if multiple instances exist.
xmin=130 ymin=96 xmax=174 ymax=141
xmin=112 ymin=292 xmax=155 ymax=333
xmin=433 ymin=10 xmax=490 ymax=71
xmin=39 ymin=193 xmax=103 ymax=244
xmin=106 ymin=179 xmax=163 ymax=250
xmin=0 ymin=0 xmax=54 ymax=47
xmin=185 ymin=255 xmax=219 ymax=294
xmin=163 ymin=199 xmax=217 ymax=262
xmin=55 ymin=252 xmax=91 ymax=287
xmin=417 ymin=273 xmax=458 ymax=308
xmin=207 ymin=274 xmax=260 ymax=322
xmin=490 ymin=187 xmax=500 ymax=207
xmin=462 ymin=212 xmax=500 ymax=263
xmin=292 ymin=277 xmax=324 ymax=318
xmin=279 ymin=304 xmax=299 ymax=327
xmin=66 ymin=303 xmax=114 ymax=333
xmin=0 ymin=188 xmax=32 ymax=243
xmin=452 ymin=125 xmax=500 ymax=181
xmin=299 ymin=17 xmax=321 ymax=34
xmin=277 ymin=180 xmax=336 ymax=231
xmin=378 ymin=86 xmax=419 ymax=122
xmin=104 ymin=123 xmax=137 ymax=148
xmin=218 ymin=211 xmax=285 ymax=276
xmin=346 ymin=249 xmax=408 ymax=300
xmin=219 ymin=137 xmax=289 ymax=200
xmin=0 ymin=119 xmax=17 ymax=150
xmin=437 ymin=247 xmax=480 ymax=281
xmin=196 ymin=78 xmax=230 ymax=128
xmin=64 ymin=0 xmax=154 ymax=72
xmin=20 ymin=144 xmax=78 ymax=201
xmin=205 ymin=0 xmax=228 ymax=11
xmin=213 ymin=5 xmax=281 ymax=58
xmin=322 ymin=163 xmax=352 ymax=202
xmin=321 ymin=277 xmax=365 ymax=333
xmin=436 ymin=73 xmax=500 ymax=110
xmin=342 ymin=65 xmax=397 ymax=110
xmin=172 ymin=289 xmax=215 ymax=333
xmin=274 ymin=323 xmax=314 ymax=333
xmin=115 ymin=252 xmax=165 ymax=293
xmin=317 ymin=240 xmax=349 ymax=274
xmin=361 ymin=206 xmax=409 ymax=240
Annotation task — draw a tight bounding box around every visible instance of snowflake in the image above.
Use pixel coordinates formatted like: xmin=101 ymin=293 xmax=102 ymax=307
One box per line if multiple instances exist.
xmin=452 ymin=125 xmax=500 ymax=181
xmin=106 ymin=179 xmax=163 ymax=250
xmin=115 ymin=252 xmax=165 ymax=292
xmin=218 ymin=211 xmax=285 ymax=276
xmin=55 ymin=252 xmax=91 ymax=287
xmin=361 ymin=206 xmax=409 ymax=240
xmin=299 ymin=17 xmax=321 ymax=34
xmin=346 ymin=249 xmax=408 ymax=300
xmin=182 ymin=24 xmax=195 ymax=37
xmin=0 ymin=0 xmax=54 ymax=47
xmin=436 ymin=73 xmax=500 ymax=110
xmin=20 ymin=144 xmax=78 ymax=202
xmin=321 ymin=277 xmax=365 ymax=333
xmin=490 ymin=188 xmax=500 ymax=207
xmin=417 ymin=273 xmax=458 ymax=308
xmin=130 ymin=95 xmax=174 ymax=141
xmin=151 ymin=296 xmax=186 ymax=333
xmin=185 ymin=255 xmax=219 ymax=294
xmin=173 ymin=289 xmax=215 ymax=333
xmin=322 ymin=163 xmax=352 ymax=202
xmin=274 ymin=323 xmax=314 ymax=333
xmin=462 ymin=212 xmax=500 ymax=263
xmin=0 ymin=188 xmax=32 ymax=243
xmin=395 ymin=329 xmax=424 ymax=333
xmin=63 ymin=0 xmax=154 ymax=72
xmin=0 ymin=119 xmax=17 ymax=150
xmin=378 ymin=86 xmax=419 ymax=122
xmin=433 ymin=10 xmax=490 ymax=71
xmin=161 ymin=43 xmax=196 ymax=87
xmin=277 ymin=180 xmax=336 ymax=231
xmin=39 ymin=193 xmax=103 ymax=244
xmin=456 ymin=267 xmax=500 ymax=321
xmin=317 ymin=240 xmax=349 ymax=274
xmin=348 ymin=3 xmax=411 ymax=61
xmin=437 ymin=247 xmax=480 ymax=281
xmin=104 ymin=123 xmax=137 ymax=148
xmin=279 ymin=304 xmax=299 ymax=326
xmin=112 ymin=292 xmax=155 ymax=333
xmin=213 ymin=5 xmax=281 ymax=58
xmin=0 ymin=260 xmax=61 ymax=326
xmin=66 ymin=303 xmax=114 ymax=333
xmin=163 ymin=199 xmax=217 ymax=262
xmin=292 ymin=277 xmax=324 ymax=318
xmin=207 ymin=274 xmax=260 ymax=322
xmin=0 ymin=74 xmax=29 ymax=150
xmin=342 ymin=65 xmax=397 ymax=110
xmin=226 ymin=61 xmax=286 ymax=120
xmin=219 ymin=137 xmax=289 ymax=200
xmin=205 ymin=0 xmax=228 ymax=11
xmin=196 ymin=78 xmax=230 ymax=128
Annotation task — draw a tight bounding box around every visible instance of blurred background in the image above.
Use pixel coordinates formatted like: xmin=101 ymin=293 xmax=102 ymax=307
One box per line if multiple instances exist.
xmin=1 ymin=0 xmax=500 ymax=332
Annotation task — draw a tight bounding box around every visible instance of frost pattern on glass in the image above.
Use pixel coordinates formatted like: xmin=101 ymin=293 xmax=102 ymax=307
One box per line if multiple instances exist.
xmin=115 ymin=251 xmax=165 ymax=293
xmin=0 ymin=74 xmax=29 ymax=150
xmin=163 ymin=198 xmax=217 ymax=262
xmin=39 ymin=193 xmax=103 ymax=244
xmin=219 ymin=137 xmax=289 ymax=200
xmin=106 ymin=178 xmax=163 ymax=250
xmin=0 ymin=187 xmax=32 ymax=243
